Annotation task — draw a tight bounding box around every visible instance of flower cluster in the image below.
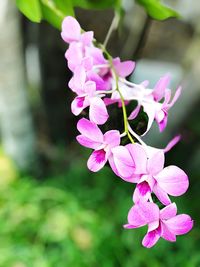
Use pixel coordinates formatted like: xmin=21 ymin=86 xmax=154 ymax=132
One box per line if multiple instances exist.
xmin=61 ymin=16 xmax=193 ymax=248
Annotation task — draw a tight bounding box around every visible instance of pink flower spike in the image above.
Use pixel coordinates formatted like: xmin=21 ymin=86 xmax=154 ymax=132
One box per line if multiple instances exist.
xmin=61 ymin=16 xmax=81 ymax=43
xmin=76 ymin=118 xmax=120 ymax=172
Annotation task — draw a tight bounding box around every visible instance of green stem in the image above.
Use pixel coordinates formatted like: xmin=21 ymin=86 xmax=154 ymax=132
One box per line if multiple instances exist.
xmin=101 ymin=46 xmax=134 ymax=144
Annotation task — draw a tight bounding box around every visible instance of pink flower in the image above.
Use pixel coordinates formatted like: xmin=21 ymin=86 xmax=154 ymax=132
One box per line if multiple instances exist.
xmin=76 ymin=118 xmax=120 ymax=172
xmin=112 ymin=143 xmax=189 ymax=205
xmin=70 ymin=67 xmax=109 ymax=125
xmin=124 ymin=201 xmax=193 ymax=248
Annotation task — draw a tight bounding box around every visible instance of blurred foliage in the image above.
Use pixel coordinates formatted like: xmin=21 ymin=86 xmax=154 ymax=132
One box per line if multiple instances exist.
xmin=136 ymin=0 xmax=180 ymax=20
xmin=15 ymin=0 xmax=179 ymax=29
xmin=0 ymin=149 xmax=199 ymax=267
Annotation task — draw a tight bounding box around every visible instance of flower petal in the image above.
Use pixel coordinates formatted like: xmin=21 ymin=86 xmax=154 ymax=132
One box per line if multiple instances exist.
xmin=164 ymin=135 xmax=181 ymax=153
xmin=168 ymin=86 xmax=182 ymax=109
xmin=113 ymin=58 xmax=135 ymax=77
xmin=160 ymin=203 xmax=177 ymax=220
xmin=89 ymin=97 xmax=109 ymax=125
xmin=155 ymin=166 xmax=189 ymax=196
xmin=128 ymin=105 xmax=141 ymax=120
xmin=165 ymin=214 xmax=193 ymax=236
xmin=87 ymin=149 xmax=107 ymax=172
xmin=81 ymin=31 xmax=94 ymax=46
xmin=77 ymin=118 xmax=103 ymax=143
xmin=112 ymin=146 xmax=135 ymax=180
xmin=127 ymin=202 xmax=159 ymax=227
xmin=126 ymin=143 xmax=147 ymax=174
xmin=76 ymin=135 xmax=102 ymax=149
xmin=71 ymin=96 xmax=88 ymax=116
xmin=104 ymin=130 xmax=120 ymax=148
xmin=142 ymin=103 xmax=156 ymax=135
xmin=153 ymin=184 xmax=171 ymax=206
xmin=153 ymin=74 xmax=170 ymax=101
xmin=133 ymin=182 xmax=151 ymax=203
xmin=147 ymin=150 xmax=165 ymax=175
xmin=161 ymin=222 xmax=176 ymax=242
xmin=61 ymin=16 xmax=81 ymax=43
xmin=142 ymin=229 xmax=161 ymax=248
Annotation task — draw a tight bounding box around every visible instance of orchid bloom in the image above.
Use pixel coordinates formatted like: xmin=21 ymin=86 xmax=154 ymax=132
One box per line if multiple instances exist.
xmin=124 ymin=201 xmax=193 ymax=248
xmin=112 ymin=143 xmax=189 ymax=205
xmin=127 ymin=74 xmax=182 ymax=134
xmin=76 ymin=118 xmax=120 ymax=172
xmin=70 ymin=66 xmax=109 ymax=125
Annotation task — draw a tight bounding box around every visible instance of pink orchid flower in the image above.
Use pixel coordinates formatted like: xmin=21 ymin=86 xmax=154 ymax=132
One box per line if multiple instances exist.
xmin=112 ymin=143 xmax=189 ymax=205
xmin=76 ymin=118 xmax=120 ymax=172
xmin=124 ymin=201 xmax=193 ymax=248
xmin=70 ymin=67 xmax=109 ymax=125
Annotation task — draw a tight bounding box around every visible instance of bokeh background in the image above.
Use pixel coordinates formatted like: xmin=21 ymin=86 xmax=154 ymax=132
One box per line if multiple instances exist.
xmin=0 ymin=0 xmax=200 ymax=266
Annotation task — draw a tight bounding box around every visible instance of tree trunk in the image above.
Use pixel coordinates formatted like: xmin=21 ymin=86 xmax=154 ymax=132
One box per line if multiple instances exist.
xmin=0 ymin=1 xmax=37 ymax=171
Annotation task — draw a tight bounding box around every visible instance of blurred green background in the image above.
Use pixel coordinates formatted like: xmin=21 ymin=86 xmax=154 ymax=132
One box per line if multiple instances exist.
xmin=0 ymin=0 xmax=200 ymax=266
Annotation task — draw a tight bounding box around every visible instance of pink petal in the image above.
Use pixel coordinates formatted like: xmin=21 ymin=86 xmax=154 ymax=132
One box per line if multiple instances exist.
xmin=83 ymin=81 xmax=96 ymax=97
xmin=108 ymin=155 xmax=120 ymax=177
xmin=157 ymin=112 xmax=168 ymax=132
xmin=61 ymin=16 xmax=81 ymax=43
xmin=76 ymin=135 xmax=102 ymax=149
xmin=126 ymin=143 xmax=147 ymax=174
xmin=127 ymin=202 xmax=159 ymax=227
xmin=65 ymin=43 xmax=83 ymax=72
xmin=160 ymin=203 xmax=177 ymax=220
xmin=133 ymin=182 xmax=151 ymax=203
xmin=128 ymin=105 xmax=141 ymax=120
xmin=168 ymin=86 xmax=182 ymax=109
xmin=77 ymin=118 xmax=103 ymax=143
xmin=87 ymin=149 xmax=107 ymax=172
xmin=142 ymin=229 xmax=161 ymax=248
xmin=153 ymin=74 xmax=170 ymax=101
xmin=113 ymin=58 xmax=135 ymax=77
xmin=104 ymin=130 xmax=120 ymax=148
xmin=112 ymin=146 xmax=135 ymax=180
xmin=85 ymin=46 xmax=107 ymax=65
xmin=73 ymin=66 xmax=86 ymax=89
xmin=153 ymin=184 xmax=171 ymax=206
xmin=155 ymin=166 xmax=189 ymax=196
xmin=81 ymin=56 xmax=93 ymax=71
xmin=71 ymin=96 xmax=88 ymax=116
xmin=123 ymin=224 xmax=136 ymax=229
xmin=89 ymin=97 xmax=109 ymax=125
xmin=87 ymin=71 xmax=109 ymax=91
xmin=80 ymin=31 xmax=94 ymax=46
xmin=165 ymin=214 xmax=193 ymax=236
xmin=164 ymin=135 xmax=181 ymax=153
xmin=147 ymin=150 xmax=165 ymax=175
xmin=161 ymin=222 xmax=176 ymax=242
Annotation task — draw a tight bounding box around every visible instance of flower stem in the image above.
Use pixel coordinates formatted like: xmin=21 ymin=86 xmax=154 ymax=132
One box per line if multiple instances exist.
xmin=101 ymin=46 xmax=134 ymax=144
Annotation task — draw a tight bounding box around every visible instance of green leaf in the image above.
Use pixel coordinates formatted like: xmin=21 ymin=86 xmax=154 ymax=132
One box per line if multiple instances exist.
xmin=136 ymin=0 xmax=180 ymax=20
xmin=72 ymin=0 xmax=119 ymax=10
xmin=16 ymin=0 xmax=42 ymax=22
xmin=40 ymin=0 xmax=74 ymax=30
